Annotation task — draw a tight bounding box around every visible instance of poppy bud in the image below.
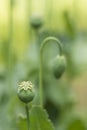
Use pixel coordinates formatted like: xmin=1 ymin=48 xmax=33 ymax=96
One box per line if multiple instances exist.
xmin=30 ymin=16 xmax=43 ymax=29
xmin=17 ymin=81 xmax=35 ymax=103
xmin=52 ymin=55 xmax=67 ymax=78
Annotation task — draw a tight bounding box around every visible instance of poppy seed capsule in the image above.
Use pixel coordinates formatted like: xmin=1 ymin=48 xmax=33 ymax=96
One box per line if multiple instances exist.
xmin=17 ymin=81 xmax=35 ymax=103
xmin=52 ymin=55 xmax=67 ymax=78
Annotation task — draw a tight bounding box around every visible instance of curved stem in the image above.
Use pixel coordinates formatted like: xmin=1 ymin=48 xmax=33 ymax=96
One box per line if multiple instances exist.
xmin=40 ymin=37 xmax=63 ymax=55
xmin=25 ymin=104 xmax=29 ymax=130
xmin=39 ymin=37 xmax=63 ymax=107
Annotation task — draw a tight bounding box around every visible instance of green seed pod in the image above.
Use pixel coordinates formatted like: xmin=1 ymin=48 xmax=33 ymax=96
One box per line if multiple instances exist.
xmin=52 ymin=55 xmax=67 ymax=78
xmin=17 ymin=81 xmax=35 ymax=103
xmin=30 ymin=16 xmax=43 ymax=29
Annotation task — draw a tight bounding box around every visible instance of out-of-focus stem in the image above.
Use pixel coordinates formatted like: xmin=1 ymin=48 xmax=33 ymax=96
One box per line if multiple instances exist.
xmin=46 ymin=0 xmax=53 ymax=29
xmin=27 ymin=0 xmax=32 ymax=41
xmin=7 ymin=0 xmax=13 ymax=88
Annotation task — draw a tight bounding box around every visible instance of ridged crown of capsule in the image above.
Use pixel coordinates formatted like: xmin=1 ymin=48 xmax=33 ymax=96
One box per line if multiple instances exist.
xmin=17 ymin=81 xmax=35 ymax=103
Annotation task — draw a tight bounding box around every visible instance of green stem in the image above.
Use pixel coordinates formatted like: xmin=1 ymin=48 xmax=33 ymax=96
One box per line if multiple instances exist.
xmin=25 ymin=104 xmax=29 ymax=130
xmin=39 ymin=52 xmax=43 ymax=107
xmin=46 ymin=0 xmax=53 ymax=29
xmin=9 ymin=0 xmax=13 ymax=63
xmin=7 ymin=0 xmax=13 ymax=89
xmin=39 ymin=37 xmax=63 ymax=107
xmin=27 ymin=0 xmax=32 ymax=42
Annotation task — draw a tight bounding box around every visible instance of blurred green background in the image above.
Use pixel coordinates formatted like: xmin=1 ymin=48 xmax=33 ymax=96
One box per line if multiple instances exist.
xmin=0 ymin=0 xmax=87 ymax=130
xmin=1 ymin=0 xmax=87 ymax=57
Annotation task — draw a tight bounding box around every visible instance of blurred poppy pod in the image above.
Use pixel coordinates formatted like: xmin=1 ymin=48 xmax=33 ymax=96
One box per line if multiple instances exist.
xmin=30 ymin=16 xmax=43 ymax=29
xmin=17 ymin=81 xmax=35 ymax=103
xmin=52 ymin=55 xmax=67 ymax=78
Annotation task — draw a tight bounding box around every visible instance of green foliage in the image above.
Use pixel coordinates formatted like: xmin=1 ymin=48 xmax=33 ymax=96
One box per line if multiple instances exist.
xmin=67 ymin=118 xmax=86 ymax=130
xmin=30 ymin=105 xmax=55 ymax=130
xmin=0 ymin=1 xmax=87 ymax=130
xmin=17 ymin=105 xmax=55 ymax=130
xmin=17 ymin=114 xmax=27 ymax=130
xmin=0 ymin=32 xmax=87 ymax=130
